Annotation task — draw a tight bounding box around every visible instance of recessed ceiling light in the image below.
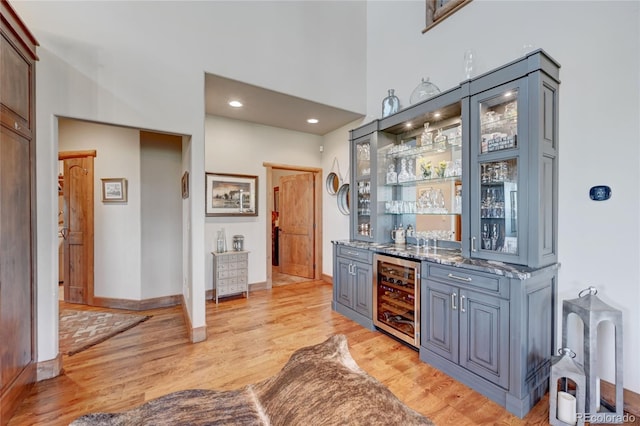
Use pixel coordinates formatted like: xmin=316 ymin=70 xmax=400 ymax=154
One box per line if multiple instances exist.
xmin=228 ymin=100 xmax=243 ymax=108
xmin=504 ymin=91 xmax=513 ymax=98
xmin=406 ymin=122 xmax=412 ymax=128
xmin=307 ymin=118 xmax=319 ymax=124
xmin=434 ymin=112 xmax=441 ymax=118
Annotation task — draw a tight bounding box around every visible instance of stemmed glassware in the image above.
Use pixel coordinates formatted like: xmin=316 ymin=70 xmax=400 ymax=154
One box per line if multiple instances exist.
xmin=463 ymin=49 xmax=475 ymax=80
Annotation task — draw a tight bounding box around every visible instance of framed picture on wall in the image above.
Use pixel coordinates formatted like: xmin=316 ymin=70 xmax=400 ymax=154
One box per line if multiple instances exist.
xmin=205 ymin=172 xmax=258 ymax=217
xmin=423 ymin=0 xmax=472 ymax=33
xmin=101 ymin=178 xmax=128 ymax=203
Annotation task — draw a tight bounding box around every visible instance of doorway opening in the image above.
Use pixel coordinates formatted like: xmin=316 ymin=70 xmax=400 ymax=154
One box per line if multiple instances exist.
xmin=56 ymin=117 xmax=185 ymax=309
xmin=264 ymin=163 xmax=322 ymax=288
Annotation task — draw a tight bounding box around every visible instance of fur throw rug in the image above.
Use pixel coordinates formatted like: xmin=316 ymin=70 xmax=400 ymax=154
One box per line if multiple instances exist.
xmin=71 ymin=334 xmax=433 ymax=425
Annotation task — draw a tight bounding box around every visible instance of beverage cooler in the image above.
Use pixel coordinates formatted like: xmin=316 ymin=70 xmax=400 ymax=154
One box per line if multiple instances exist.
xmin=373 ymin=254 xmax=420 ymax=347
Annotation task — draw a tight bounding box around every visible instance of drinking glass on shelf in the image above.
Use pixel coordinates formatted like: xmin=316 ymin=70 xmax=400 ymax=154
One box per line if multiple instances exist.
xmin=444 ymin=161 xmax=453 ymax=178
xmin=481 ymin=163 xmax=490 ymax=183
xmin=504 ymin=101 xmax=517 ymax=120
xmin=453 ymin=159 xmax=462 ymax=177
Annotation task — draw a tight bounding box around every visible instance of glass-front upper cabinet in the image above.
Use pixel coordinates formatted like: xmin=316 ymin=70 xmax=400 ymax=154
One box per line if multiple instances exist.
xmin=468 ymin=49 xmax=560 ymax=269
xmin=377 ymin=92 xmax=464 ymax=246
xmin=470 ymin=79 xmax=527 ymax=264
xmin=381 ymin=122 xmax=463 ymax=242
xmin=350 ymin=130 xmax=393 ymax=242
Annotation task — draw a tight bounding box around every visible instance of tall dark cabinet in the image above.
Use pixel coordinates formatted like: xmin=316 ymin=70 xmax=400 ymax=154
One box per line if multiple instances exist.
xmin=0 ymin=1 xmax=38 ymax=424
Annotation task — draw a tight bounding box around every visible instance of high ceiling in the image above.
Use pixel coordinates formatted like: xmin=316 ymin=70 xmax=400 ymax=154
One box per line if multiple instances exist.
xmin=204 ymin=74 xmax=364 ymax=136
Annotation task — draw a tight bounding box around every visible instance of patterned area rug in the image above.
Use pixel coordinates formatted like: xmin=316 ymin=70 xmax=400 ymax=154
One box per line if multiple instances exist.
xmin=59 ymin=309 xmax=151 ymax=355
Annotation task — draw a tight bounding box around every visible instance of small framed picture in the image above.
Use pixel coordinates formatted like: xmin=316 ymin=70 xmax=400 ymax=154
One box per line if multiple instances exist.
xmin=181 ymin=171 xmax=189 ymax=199
xmin=205 ymin=172 xmax=258 ymax=217
xmin=101 ymin=178 xmax=128 ymax=203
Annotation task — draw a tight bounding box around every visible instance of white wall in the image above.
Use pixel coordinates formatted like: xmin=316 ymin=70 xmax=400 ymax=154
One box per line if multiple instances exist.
xmin=12 ymin=0 xmax=366 ymax=361
xmin=140 ymin=132 xmax=182 ymax=299
xmin=365 ymin=0 xmax=640 ymax=392
xmin=204 ymin=115 xmax=323 ymax=288
xmin=321 ymin=119 xmax=365 ymax=275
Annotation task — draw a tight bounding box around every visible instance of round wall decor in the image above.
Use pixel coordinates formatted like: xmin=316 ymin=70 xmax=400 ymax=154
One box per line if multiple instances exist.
xmin=325 ymin=172 xmax=341 ymax=195
xmin=337 ymin=183 xmax=350 ymax=215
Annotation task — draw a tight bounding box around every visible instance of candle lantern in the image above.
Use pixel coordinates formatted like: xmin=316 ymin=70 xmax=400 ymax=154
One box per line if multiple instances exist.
xmin=562 ymin=286 xmax=623 ymax=422
xmin=549 ymin=348 xmax=585 ymax=426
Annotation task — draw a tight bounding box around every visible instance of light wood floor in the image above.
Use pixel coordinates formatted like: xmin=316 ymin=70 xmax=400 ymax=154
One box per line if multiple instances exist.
xmin=9 ymin=281 xmax=552 ymax=425
xmin=272 ymin=268 xmax=313 ymax=286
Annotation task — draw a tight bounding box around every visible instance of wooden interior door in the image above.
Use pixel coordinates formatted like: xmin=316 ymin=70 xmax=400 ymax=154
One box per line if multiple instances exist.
xmin=279 ymin=173 xmax=314 ymax=278
xmin=60 ymin=151 xmax=95 ymax=304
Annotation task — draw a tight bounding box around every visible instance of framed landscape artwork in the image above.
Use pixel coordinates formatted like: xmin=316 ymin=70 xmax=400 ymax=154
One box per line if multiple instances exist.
xmin=205 ymin=172 xmax=258 ymax=217
xmin=101 ymin=178 xmax=128 ymax=203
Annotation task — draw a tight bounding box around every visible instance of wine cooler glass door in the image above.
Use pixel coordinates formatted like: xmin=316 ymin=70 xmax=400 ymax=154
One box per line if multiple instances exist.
xmin=373 ymin=255 xmax=420 ymax=347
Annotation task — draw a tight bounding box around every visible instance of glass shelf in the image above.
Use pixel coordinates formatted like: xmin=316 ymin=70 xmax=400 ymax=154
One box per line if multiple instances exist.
xmin=385 ymin=175 xmax=462 ymax=186
xmin=386 ymin=138 xmax=462 ymax=159
xmin=480 ymin=115 xmax=517 ymax=134
xmin=385 ymin=212 xmax=461 ymax=216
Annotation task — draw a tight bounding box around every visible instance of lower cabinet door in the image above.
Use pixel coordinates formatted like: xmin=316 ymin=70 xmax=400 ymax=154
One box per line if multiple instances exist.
xmin=335 ymin=257 xmax=353 ymax=307
xmin=422 ymin=280 xmax=458 ymax=363
xmin=352 ymin=261 xmax=372 ymax=318
xmin=458 ymin=288 xmax=510 ymax=389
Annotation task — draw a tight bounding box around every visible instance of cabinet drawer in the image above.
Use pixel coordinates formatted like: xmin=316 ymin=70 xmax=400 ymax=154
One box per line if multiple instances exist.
xmin=225 ymin=253 xmax=247 ymax=262
xmin=426 ymin=264 xmax=509 ymax=298
xmin=218 ymin=270 xmax=234 ymax=279
xmin=336 ymin=246 xmax=373 ymax=264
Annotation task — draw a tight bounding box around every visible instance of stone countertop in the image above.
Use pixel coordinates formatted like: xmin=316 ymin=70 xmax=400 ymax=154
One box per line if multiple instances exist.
xmin=333 ymin=240 xmax=559 ymax=280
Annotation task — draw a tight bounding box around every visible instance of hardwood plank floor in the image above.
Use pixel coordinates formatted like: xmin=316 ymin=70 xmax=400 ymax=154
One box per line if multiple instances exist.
xmin=9 ymin=281 xmax=552 ymax=425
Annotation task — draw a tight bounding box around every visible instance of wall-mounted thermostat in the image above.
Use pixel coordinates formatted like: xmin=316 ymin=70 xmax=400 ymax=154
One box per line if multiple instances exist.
xmin=589 ymin=185 xmax=611 ymax=201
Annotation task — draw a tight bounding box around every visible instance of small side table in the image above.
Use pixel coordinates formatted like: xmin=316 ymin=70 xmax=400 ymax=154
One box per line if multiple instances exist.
xmin=211 ymin=251 xmax=249 ymax=303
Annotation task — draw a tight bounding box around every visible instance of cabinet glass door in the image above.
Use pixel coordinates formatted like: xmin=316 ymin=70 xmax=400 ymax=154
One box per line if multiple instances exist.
xmin=355 ymin=139 xmax=372 ymax=238
xmin=480 ymin=158 xmax=518 ymax=254
xmin=479 ymin=90 xmax=518 ymax=154
xmin=470 ymin=79 xmax=527 ymax=263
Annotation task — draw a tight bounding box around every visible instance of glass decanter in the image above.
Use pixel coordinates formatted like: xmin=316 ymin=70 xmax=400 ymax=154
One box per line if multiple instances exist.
xmin=420 ymin=122 xmax=432 ymax=147
xmin=434 ymin=129 xmax=447 ymax=151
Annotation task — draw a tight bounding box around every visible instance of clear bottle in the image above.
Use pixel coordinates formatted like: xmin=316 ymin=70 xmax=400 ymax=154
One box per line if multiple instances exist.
xmin=382 ymin=89 xmax=400 ymax=117
xmin=216 ymin=229 xmax=226 ymax=253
